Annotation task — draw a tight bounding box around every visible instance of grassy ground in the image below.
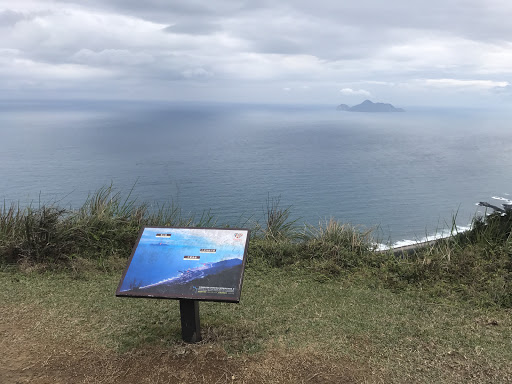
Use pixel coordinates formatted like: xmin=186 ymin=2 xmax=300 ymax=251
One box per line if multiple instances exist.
xmin=1 ymin=265 xmax=511 ymax=383
xmin=1 ymin=188 xmax=511 ymax=383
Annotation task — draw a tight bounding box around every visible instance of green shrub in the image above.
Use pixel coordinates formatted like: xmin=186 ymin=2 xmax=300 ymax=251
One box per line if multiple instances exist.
xmin=380 ymin=211 xmax=512 ymax=307
xmin=1 ymin=186 xmax=511 ymax=307
xmin=0 ymin=185 xmax=216 ymax=266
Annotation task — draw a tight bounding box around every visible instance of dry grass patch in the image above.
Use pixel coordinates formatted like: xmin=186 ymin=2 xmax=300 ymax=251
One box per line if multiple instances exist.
xmin=1 ymin=269 xmax=512 ymax=383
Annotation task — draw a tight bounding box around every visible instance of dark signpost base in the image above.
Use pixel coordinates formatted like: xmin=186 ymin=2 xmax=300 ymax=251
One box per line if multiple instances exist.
xmin=179 ymin=299 xmax=201 ymax=343
xmin=117 ymin=227 xmax=251 ymax=344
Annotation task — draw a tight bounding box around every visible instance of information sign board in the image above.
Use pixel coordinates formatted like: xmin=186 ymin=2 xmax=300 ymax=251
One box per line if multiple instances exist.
xmin=116 ymin=227 xmax=250 ymax=302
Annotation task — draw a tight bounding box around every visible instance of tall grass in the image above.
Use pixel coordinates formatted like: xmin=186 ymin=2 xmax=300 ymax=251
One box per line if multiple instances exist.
xmin=252 ymin=195 xmax=299 ymax=241
xmin=250 ymin=215 xmax=382 ymax=271
xmin=382 ymin=210 xmax=512 ymax=307
xmin=0 ymin=185 xmax=217 ymax=265
xmin=1 ymin=186 xmax=511 ymax=307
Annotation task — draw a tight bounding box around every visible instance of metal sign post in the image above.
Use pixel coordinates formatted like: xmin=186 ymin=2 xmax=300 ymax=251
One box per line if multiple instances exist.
xmin=179 ymin=299 xmax=201 ymax=342
xmin=116 ymin=227 xmax=250 ymax=344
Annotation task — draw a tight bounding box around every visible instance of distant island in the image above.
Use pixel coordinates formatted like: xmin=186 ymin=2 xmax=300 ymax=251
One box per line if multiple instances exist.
xmin=337 ymin=100 xmax=405 ymax=112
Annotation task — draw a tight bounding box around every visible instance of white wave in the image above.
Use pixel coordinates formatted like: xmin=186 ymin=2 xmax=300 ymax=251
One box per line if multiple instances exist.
xmin=138 ymin=274 xmax=181 ymax=290
xmin=376 ymin=225 xmax=471 ymax=251
xmin=138 ymin=263 xmax=212 ymax=290
xmin=378 ymin=194 xmax=509 ymax=252
xmin=492 ymin=196 xmax=512 ymax=205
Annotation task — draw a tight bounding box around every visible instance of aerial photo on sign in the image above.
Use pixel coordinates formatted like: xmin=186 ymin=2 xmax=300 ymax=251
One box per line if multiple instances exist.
xmin=116 ymin=227 xmax=250 ymax=302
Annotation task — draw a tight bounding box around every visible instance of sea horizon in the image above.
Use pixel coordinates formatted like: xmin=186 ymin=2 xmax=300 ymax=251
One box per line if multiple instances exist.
xmin=2 ymin=99 xmax=511 ymax=246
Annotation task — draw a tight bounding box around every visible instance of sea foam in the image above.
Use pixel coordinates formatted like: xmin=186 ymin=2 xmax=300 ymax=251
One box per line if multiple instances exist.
xmin=376 ymin=225 xmax=471 ymax=251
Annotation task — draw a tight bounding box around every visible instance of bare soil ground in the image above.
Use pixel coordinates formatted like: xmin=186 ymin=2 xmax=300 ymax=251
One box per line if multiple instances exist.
xmin=0 ymin=306 xmax=371 ymax=384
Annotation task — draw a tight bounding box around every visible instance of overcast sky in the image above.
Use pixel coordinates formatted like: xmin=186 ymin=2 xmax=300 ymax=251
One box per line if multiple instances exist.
xmin=1 ymin=0 xmax=511 ymax=106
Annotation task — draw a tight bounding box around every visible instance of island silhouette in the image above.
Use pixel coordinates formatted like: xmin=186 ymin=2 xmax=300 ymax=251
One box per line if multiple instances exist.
xmin=337 ymin=100 xmax=405 ymax=112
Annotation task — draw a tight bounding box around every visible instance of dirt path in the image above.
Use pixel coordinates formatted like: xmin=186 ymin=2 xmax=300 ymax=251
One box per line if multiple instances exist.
xmin=0 ymin=307 xmax=369 ymax=384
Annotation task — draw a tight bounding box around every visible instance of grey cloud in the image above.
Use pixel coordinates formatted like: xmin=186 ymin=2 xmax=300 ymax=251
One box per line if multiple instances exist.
xmin=163 ymin=21 xmax=221 ymax=35
xmin=287 ymin=0 xmax=512 ymax=42
xmin=54 ymin=0 xmax=512 ymax=43
xmin=46 ymin=0 xmax=512 ymax=67
xmin=250 ymin=38 xmax=303 ymax=55
xmin=2 ymin=0 xmax=512 ymax=106
xmin=0 ymin=9 xmax=53 ymax=27
xmin=492 ymin=84 xmax=512 ymax=95
xmin=181 ymin=67 xmax=212 ymax=79
xmin=55 ymin=0 xmax=263 ymax=23
xmin=71 ymin=49 xmax=155 ymax=66
xmin=0 ymin=10 xmax=26 ymax=26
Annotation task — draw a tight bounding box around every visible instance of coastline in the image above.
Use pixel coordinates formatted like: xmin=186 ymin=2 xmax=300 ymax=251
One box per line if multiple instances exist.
xmin=385 ymin=239 xmax=439 ymax=255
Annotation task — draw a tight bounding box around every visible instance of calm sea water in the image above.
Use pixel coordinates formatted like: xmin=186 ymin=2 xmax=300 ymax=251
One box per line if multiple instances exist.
xmin=1 ymin=100 xmax=511 ymax=245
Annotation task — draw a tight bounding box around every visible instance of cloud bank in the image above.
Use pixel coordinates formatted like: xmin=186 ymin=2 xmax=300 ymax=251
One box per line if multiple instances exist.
xmin=1 ymin=0 xmax=511 ymax=106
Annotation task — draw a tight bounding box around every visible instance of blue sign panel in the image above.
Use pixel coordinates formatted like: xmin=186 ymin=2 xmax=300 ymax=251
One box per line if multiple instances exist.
xmin=116 ymin=227 xmax=250 ymax=302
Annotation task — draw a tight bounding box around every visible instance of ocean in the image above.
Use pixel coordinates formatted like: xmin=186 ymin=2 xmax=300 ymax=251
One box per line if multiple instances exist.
xmin=1 ymin=99 xmax=511 ymax=246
